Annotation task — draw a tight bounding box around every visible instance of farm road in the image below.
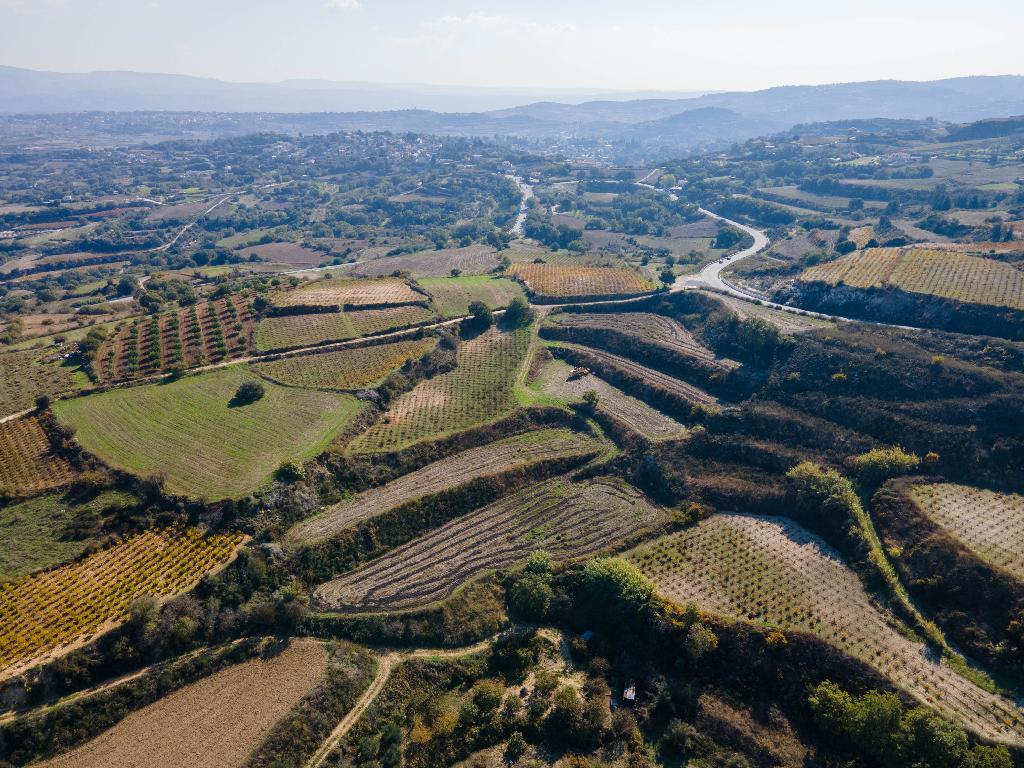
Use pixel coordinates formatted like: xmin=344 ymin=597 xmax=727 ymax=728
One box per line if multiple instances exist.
xmin=304 ymin=636 xmax=497 ymax=768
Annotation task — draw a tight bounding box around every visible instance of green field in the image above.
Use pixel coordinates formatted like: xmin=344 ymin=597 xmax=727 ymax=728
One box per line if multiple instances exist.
xmin=348 ymin=325 xmax=532 ymax=453
xmin=255 ymin=306 xmax=437 ymax=352
xmin=55 ymin=366 xmax=364 ymax=499
xmin=216 ymin=228 xmax=273 ymax=249
xmin=0 ymin=349 xmax=84 ymax=417
xmin=0 ymin=490 xmax=137 ymax=580
xmin=420 ymin=275 xmax=525 ymax=318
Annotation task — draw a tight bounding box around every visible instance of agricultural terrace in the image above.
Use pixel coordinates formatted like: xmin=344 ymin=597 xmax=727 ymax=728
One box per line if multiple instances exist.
xmin=255 ymin=338 xmax=437 ymax=392
xmin=95 ymin=295 xmax=255 ymax=382
xmin=290 ymin=428 xmax=602 ymax=543
xmin=55 ymin=367 xmax=364 ymax=499
xmin=0 ymin=526 xmax=245 ymax=680
xmin=0 ymin=350 xmax=82 ymax=418
xmin=707 ymin=292 xmax=834 ymax=335
xmin=0 ymin=415 xmax=76 ymax=496
xmin=508 ymin=263 xmax=656 ymax=299
xmin=269 ymin=277 xmax=423 ymax=310
xmin=316 ymin=476 xmax=665 ymax=612
xmin=555 ymin=342 xmax=719 ymax=408
xmin=348 ymin=325 xmax=532 ymax=454
xmin=910 ymin=483 xmax=1024 ymax=582
xmin=626 ymin=515 xmax=1024 ymax=745
xmin=0 ymin=490 xmax=136 ymax=580
xmin=419 ymin=276 xmax=525 ymax=318
xmin=255 ymin=306 xmax=437 ymax=353
xmin=345 ymin=244 xmax=502 ymax=278
xmin=530 ymin=359 xmax=687 ymax=442
xmin=799 ymin=248 xmax=1024 ymax=311
xmin=545 ymin=311 xmax=728 ymax=366
xmin=237 ymin=241 xmax=325 ymax=267
xmin=38 ymin=639 xmax=328 ymax=768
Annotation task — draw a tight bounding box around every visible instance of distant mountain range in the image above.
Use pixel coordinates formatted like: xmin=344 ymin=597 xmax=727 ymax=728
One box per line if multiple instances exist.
xmin=2 ymin=66 xmax=1023 ymax=153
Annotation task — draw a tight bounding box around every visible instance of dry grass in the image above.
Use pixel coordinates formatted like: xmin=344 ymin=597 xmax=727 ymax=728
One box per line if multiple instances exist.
xmin=38 ymin=639 xmax=327 ymax=768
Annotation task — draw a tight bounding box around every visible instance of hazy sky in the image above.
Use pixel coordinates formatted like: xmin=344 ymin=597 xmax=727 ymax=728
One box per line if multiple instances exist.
xmin=1 ymin=0 xmax=1022 ymax=91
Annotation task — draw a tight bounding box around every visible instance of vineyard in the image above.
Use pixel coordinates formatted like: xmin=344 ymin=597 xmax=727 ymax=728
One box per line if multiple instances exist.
xmin=95 ymin=295 xmax=256 ymax=382
xmin=626 ymin=515 xmax=1024 ymax=745
xmin=508 ymin=263 xmax=656 ymax=299
xmin=0 ymin=526 xmax=245 ymax=680
xmin=555 ymin=342 xmax=720 ymax=407
xmin=254 ymin=338 xmax=437 ymax=392
xmin=38 ymin=639 xmax=328 ymax=768
xmin=545 ymin=311 xmax=723 ymax=363
xmin=291 ymin=428 xmax=602 ymax=543
xmin=910 ymin=483 xmax=1024 ymax=581
xmin=268 ymin=277 xmax=423 ymax=310
xmin=254 ymin=306 xmax=437 ymax=353
xmin=315 ymin=476 xmax=665 ymax=612
xmin=530 ymin=360 xmax=688 ymax=441
xmin=419 ymin=275 xmax=525 ymax=318
xmin=0 ymin=415 xmax=77 ymax=496
xmin=0 ymin=349 xmax=81 ymax=418
xmin=347 ymin=325 xmax=532 ymax=454
xmin=55 ymin=367 xmax=365 ymax=499
xmin=800 ymin=247 xmax=1024 ymax=310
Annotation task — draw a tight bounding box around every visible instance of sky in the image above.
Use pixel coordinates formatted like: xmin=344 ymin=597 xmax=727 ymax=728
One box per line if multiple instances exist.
xmin=1 ymin=0 xmax=1022 ymax=92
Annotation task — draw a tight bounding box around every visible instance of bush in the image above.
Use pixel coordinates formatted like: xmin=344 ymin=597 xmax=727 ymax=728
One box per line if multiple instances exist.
xmin=232 ymin=380 xmax=265 ymax=405
xmin=503 ymin=297 xmax=535 ymax=328
xmin=846 ymin=446 xmax=920 ymax=486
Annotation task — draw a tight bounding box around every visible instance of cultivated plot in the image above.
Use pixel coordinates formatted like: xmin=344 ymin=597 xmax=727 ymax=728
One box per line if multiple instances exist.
xmin=706 ymin=292 xmax=834 ymax=335
xmin=255 ymin=338 xmax=437 ymax=392
xmin=626 ymin=515 xmax=1024 ymax=745
xmin=420 ymin=275 xmax=525 ymax=318
xmin=0 ymin=414 xmax=77 ymax=496
xmin=316 ymin=476 xmax=665 ymax=612
xmin=344 ymin=245 xmax=503 ymax=278
xmin=508 ymin=263 xmax=656 ymax=299
xmin=38 ymin=639 xmax=327 ymax=768
xmin=348 ymin=325 xmax=532 ymax=454
xmin=255 ymin=305 xmax=437 ymax=352
xmin=269 ymin=277 xmax=423 ymax=310
xmin=910 ymin=483 xmax=1024 ymax=582
xmin=55 ymin=367 xmax=364 ymax=499
xmin=0 ymin=350 xmax=81 ymax=418
xmin=0 ymin=526 xmax=245 ymax=679
xmin=545 ymin=311 xmax=725 ymax=364
xmin=291 ymin=428 xmax=601 ymax=543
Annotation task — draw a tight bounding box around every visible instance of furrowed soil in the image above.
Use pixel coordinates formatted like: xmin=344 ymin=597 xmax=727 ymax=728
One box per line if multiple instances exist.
xmin=316 ymin=476 xmax=666 ymax=612
xmin=290 ymin=428 xmax=601 ymax=543
xmin=626 ymin=514 xmax=1024 ymax=746
xmin=37 ymin=639 xmax=327 ymax=768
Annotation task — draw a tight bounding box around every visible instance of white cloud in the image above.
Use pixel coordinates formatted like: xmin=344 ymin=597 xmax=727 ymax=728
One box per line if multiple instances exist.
xmin=325 ymin=0 xmax=361 ymax=9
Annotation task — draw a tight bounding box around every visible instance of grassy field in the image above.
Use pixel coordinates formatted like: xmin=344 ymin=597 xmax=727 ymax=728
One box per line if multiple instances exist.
xmin=800 ymin=247 xmax=1024 ymax=310
xmin=344 ymin=245 xmax=502 ymax=278
xmin=0 ymin=490 xmax=136 ymax=581
xmin=291 ymin=428 xmax=602 ymax=543
xmin=55 ymin=367 xmax=365 ymax=499
xmin=626 ymin=515 xmax=1024 ymax=745
xmin=347 ymin=325 xmax=532 ymax=454
xmin=0 ymin=414 xmax=78 ymax=496
xmin=255 ymin=338 xmax=438 ymax=391
xmin=419 ymin=275 xmax=525 ymax=318
xmin=0 ymin=526 xmax=245 ymax=679
xmin=527 ymin=359 xmax=688 ymax=442
xmin=910 ymin=483 xmax=1024 ymax=581
xmin=0 ymin=350 xmax=82 ymax=417
xmin=215 ymin=228 xmax=273 ymax=249
xmin=315 ymin=476 xmax=665 ymax=612
xmin=254 ymin=306 xmax=437 ymax=352
xmin=508 ymin=263 xmax=657 ymax=299
xmin=38 ymin=639 xmax=329 ymax=768
xmin=269 ymin=277 xmax=423 ymax=310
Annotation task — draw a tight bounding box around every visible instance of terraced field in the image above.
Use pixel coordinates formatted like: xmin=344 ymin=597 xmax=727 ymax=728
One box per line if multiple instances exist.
xmin=291 ymin=428 xmax=602 ymax=543
xmin=626 ymin=515 xmax=1024 ymax=745
xmin=38 ymin=639 xmax=327 ymax=768
xmin=348 ymin=325 xmax=532 ymax=453
xmin=55 ymin=367 xmax=364 ymax=499
xmin=910 ymin=483 xmax=1024 ymax=581
xmin=800 ymin=247 xmax=1024 ymax=310
xmin=707 ymin=292 xmax=834 ymax=334
xmin=255 ymin=305 xmax=437 ymax=352
xmin=0 ymin=349 xmax=81 ymax=417
xmin=316 ymin=476 xmax=665 ymax=611
xmin=0 ymin=414 xmax=77 ymax=496
xmin=0 ymin=526 xmax=245 ymax=680
xmin=269 ymin=277 xmax=423 ymax=310
xmin=254 ymin=338 xmax=437 ymax=392
xmin=555 ymin=342 xmax=719 ymax=407
xmin=508 ymin=263 xmax=656 ymax=299
xmin=531 ymin=359 xmax=688 ymax=441
xmin=419 ymin=275 xmax=525 ymax=317
xmin=545 ymin=311 xmax=726 ymax=365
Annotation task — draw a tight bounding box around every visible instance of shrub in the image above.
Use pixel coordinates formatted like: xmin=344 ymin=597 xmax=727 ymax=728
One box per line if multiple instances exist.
xmin=847 ymin=446 xmax=920 ymax=486
xmin=503 ymin=297 xmax=535 ymax=328
xmin=232 ymin=380 xmax=265 ymax=405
